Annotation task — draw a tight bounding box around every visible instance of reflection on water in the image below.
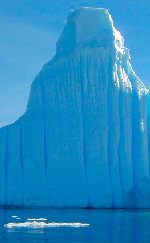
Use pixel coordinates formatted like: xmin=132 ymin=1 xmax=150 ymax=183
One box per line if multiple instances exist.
xmin=0 ymin=209 xmax=150 ymax=242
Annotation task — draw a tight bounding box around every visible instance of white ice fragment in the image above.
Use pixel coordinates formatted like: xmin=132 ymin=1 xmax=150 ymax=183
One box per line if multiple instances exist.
xmin=12 ymin=216 xmax=18 ymax=218
xmin=27 ymin=218 xmax=47 ymax=221
xmin=4 ymin=221 xmax=90 ymax=228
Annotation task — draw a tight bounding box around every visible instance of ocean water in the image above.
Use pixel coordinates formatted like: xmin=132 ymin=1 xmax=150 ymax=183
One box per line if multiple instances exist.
xmin=0 ymin=208 xmax=150 ymax=242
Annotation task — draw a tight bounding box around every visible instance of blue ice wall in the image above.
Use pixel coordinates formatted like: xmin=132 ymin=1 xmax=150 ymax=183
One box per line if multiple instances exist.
xmin=0 ymin=7 xmax=150 ymax=208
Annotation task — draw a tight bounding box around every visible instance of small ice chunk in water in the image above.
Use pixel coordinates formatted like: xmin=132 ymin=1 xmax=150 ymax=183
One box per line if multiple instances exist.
xmin=4 ymin=221 xmax=90 ymax=228
xmin=12 ymin=216 xmax=18 ymax=218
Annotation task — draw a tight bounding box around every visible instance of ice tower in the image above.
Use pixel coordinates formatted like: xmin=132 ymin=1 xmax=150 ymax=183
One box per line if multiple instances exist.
xmin=0 ymin=8 xmax=150 ymax=208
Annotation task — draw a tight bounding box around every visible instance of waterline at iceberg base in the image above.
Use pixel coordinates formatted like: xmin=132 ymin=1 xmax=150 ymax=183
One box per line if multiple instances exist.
xmin=1 ymin=7 xmax=150 ymax=208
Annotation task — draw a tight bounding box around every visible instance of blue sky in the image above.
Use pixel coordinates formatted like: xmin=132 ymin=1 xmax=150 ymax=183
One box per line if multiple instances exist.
xmin=0 ymin=0 xmax=150 ymax=127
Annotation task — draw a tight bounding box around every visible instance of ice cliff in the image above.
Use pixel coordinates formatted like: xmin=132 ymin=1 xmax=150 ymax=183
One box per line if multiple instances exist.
xmin=0 ymin=7 xmax=150 ymax=208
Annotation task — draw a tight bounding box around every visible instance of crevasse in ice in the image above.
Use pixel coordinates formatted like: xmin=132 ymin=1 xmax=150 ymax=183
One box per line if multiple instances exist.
xmin=0 ymin=7 xmax=150 ymax=208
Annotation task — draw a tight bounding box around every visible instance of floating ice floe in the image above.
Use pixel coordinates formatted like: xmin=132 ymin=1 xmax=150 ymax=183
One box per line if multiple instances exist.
xmin=4 ymin=221 xmax=90 ymax=228
xmin=27 ymin=218 xmax=47 ymax=221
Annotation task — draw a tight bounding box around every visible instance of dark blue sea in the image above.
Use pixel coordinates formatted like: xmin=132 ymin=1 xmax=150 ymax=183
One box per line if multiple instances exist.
xmin=0 ymin=209 xmax=150 ymax=242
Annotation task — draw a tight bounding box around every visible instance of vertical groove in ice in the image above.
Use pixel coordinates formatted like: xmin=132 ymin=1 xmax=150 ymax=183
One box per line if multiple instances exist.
xmin=118 ymin=87 xmax=125 ymax=207
xmin=79 ymin=54 xmax=89 ymax=207
xmin=41 ymin=76 xmax=48 ymax=205
xmin=131 ymin=91 xmax=138 ymax=207
xmin=132 ymin=91 xmax=141 ymax=207
xmin=147 ymin=95 xmax=150 ymax=176
xmin=19 ymin=122 xmax=24 ymax=206
xmin=5 ymin=127 xmax=8 ymax=205
xmin=107 ymin=56 xmax=114 ymax=207
xmin=117 ymin=63 xmax=134 ymax=208
xmin=0 ymin=128 xmax=7 ymax=205
xmin=107 ymin=54 xmax=124 ymax=208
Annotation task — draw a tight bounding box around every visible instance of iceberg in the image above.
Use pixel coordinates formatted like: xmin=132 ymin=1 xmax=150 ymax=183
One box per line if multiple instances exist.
xmin=0 ymin=7 xmax=150 ymax=208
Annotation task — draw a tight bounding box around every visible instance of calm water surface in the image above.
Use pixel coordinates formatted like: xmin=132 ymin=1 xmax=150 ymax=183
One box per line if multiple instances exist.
xmin=0 ymin=209 xmax=150 ymax=242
